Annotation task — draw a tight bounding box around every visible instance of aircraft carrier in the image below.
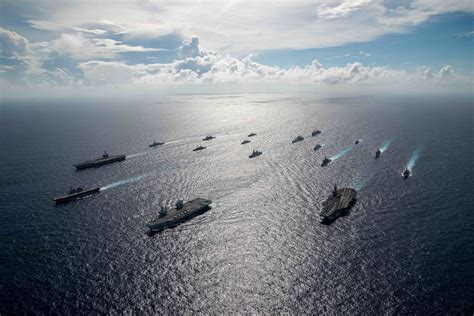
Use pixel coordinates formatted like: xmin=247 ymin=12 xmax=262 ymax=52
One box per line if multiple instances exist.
xmin=74 ymin=152 xmax=126 ymax=170
xmin=320 ymin=185 xmax=357 ymax=223
xmin=147 ymin=198 xmax=212 ymax=232
xmin=54 ymin=187 xmax=100 ymax=204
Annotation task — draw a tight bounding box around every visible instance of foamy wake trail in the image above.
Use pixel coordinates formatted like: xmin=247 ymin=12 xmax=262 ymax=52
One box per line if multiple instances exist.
xmin=330 ymin=145 xmax=354 ymax=160
xmin=126 ymin=152 xmax=147 ymax=159
xmin=380 ymin=139 xmax=393 ymax=152
xmin=406 ymin=146 xmax=423 ymax=171
xmin=101 ymin=171 xmax=157 ymax=191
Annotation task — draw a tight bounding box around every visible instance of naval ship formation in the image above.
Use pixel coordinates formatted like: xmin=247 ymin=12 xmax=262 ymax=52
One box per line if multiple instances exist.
xmin=56 ymin=126 xmax=416 ymax=231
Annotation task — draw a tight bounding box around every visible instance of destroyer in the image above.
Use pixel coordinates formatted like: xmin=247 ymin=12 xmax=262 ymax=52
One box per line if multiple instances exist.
xmin=248 ymin=133 xmax=257 ymax=137
xmin=403 ymin=168 xmax=410 ymax=179
xmin=375 ymin=149 xmax=381 ymax=158
xmin=203 ymin=135 xmax=215 ymax=141
xmin=193 ymin=145 xmax=206 ymax=151
xmin=292 ymin=136 xmax=304 ymax=143
xmin=249 ymin=150 xmax=262 ymax=158
xmin=54 ymin=187 xmax=100 ymax=204
xmin=74 ymin=151 xmax=126 ymax=170
xmin=321 ymin=156 xmax=331 ymax=166
xmin=312 ymin=130 xmax=321 ymax=136
xmin=146 ymin=198 xmax=212 ymax=232
xmin=241 ymin=140 xmax=251 ymax=145
xmin=149 ymin=140 xmax=165 ymax=147
xmin=320 ymin=185 xmax=357 ymax=223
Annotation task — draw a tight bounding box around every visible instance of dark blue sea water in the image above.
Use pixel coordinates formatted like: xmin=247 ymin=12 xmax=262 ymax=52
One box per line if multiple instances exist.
xmin=1 ymin=93 xmax=473 ymax=314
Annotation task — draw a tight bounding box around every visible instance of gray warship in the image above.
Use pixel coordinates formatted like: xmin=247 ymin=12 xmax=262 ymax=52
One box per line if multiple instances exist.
xmin=149 ymin=140 xmax=165 ymax=147
xmin=320 ymin=185 xmax=357 ymax=223
xmin=403 ymin=168 xmax=410 ymax=179
xmin=74 ymin=151 xmax=126 ymax=170
xmin=292 ymin=135 xmax=304 ymax=143
xmin=54 ymin=187 xmax=100 ymax=204
xmin=249 ymin=150 xmax=262 ymax=158
xmin=146 ymin=198 xmax=212 ymax=232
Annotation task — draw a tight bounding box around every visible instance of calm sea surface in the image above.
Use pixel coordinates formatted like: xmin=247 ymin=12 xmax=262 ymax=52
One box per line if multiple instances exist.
xmin=1 ymin=93 xmax=473 ymax=314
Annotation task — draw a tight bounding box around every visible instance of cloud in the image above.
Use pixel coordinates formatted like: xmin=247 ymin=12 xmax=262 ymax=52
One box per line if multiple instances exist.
xmin=0 ymin=27 xmax=29 ymax=59
xmin=15 ymin=0 xmax=474 ymax=53
xmin=317 ymin=0 xmax=373 ymax=19
xmin=52 ymin=32 xmax=164 ymax=59
xmin=454 ymin=31 xmax=474 ymax=37
xmin=417 ymin=66 xmax=434 ymax=79
xmin=0 ymin=28 xmax=467 ymax=92
xmin=76 ymin=37 xmax=461 ymax=88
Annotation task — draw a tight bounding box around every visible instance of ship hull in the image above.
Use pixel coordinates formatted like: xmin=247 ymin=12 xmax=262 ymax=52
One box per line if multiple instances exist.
xmin=74 ymin=155 xmax=126 ymax=170
xmin=147 ymin=198 xmax=212 ymax=232
xmin=54 ymin=187 xmax=100 ymax=204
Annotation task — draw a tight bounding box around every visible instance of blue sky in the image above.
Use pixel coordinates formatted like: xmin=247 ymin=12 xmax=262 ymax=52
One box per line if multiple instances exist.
xmin=0 ymin=0 xmax=472 ymax=95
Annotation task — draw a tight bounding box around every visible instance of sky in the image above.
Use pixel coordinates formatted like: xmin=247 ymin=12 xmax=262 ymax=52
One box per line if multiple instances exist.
xmin=0 ymin=0 xmax=473 ymax=97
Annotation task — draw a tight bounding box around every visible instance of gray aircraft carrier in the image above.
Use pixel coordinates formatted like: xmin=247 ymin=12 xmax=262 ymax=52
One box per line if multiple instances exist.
xmin=147 ymin=198 xmax=212 ymax=232
xmin=320 ymin=185 xmax=357 ymax=223
xmin=74 ymin=151 xmax=126 ymax=170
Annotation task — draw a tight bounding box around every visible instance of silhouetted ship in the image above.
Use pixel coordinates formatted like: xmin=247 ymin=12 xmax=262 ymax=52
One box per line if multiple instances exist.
xmin=193 ymin=145 xmax=206 ymax=151
xmin=146 ymin=198 xmax=212 ymax=232
xmin=54 ymin=187 xmax=100 ymax=204
xmin=375 ymin=149 xmax=381 ymax=158
xmin=248 ymin=133 xmax=257 ymax=137
xmin=249 ymin=150 xmax=262 ymax=158
xmin=312 ymin=130 xmax=321 ymax=136
xmin=320 ymin=185 xmax=357 ymax=223
xmin=292 ymin=136 xmax=304 ymax=143
xmin=321 ymin=156 xmax=331 ymax=166
xmin=241 ymin=140 xmax=251 ymax=145
xmin=354 ymin=140 xmax=360 ymax=144
xmin=203 ymin=135 xmax=215 ymax=141
xmin=314 ymin=144 xmax=322 ymax=151
xmin=403 ymin=168 xmax=410 ymax=179
xmin=149 ymin=140 xmax=165 ymax=147
xmin=74 ymin=152 xmax=126 ymax=170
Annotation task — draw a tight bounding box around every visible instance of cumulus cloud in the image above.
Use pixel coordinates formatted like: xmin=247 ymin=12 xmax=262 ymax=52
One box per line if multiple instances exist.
xmin=76 ymin=37 xmax=460 ymax=88
xmin=0 ymin=27 xmax=467 ymax=91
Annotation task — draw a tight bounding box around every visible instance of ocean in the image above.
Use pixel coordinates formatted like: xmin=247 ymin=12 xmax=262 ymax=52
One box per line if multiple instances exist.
xmin=1 ymin=93 xmax=473 ymax=314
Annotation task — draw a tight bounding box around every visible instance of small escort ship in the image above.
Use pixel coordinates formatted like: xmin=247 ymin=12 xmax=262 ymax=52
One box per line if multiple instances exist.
xmin=241 ymin=140 xmax=251 ymax=145
xmin=375 ymin=149 xmax=381 ymax=158
xmin=321 ymin=156 xmax=331 ymax=167
xmin=312 ymin=130 xmax=321 ymax=136
xmin=248 ymin=133 xmax=257 ymax=137
xmin=54 ymin=187 xmax=100 ymax=204
xmin=74 ymin=151 xmax=126 ymax=170
xmin=249 ymin=150 xmax=262 ymax=158
xmin=193 ymin=145 xmax=206 ymax=151
xmin=146 ymin=198 xmax=212 ymax=232
xmin=149 ymin=140 xmax=165 ymax=147
xmin=320 ymin=185 xmax=357 ymax=223
xmin=403 ymin=168 xmax=410 ymax=179
xmin=314 ymin=144 xmax=322 ymax=151
xmin=292 ymin=136 xmax=304 ymax=143
xmin=203 ymin=135 xmax=215 ymax=141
